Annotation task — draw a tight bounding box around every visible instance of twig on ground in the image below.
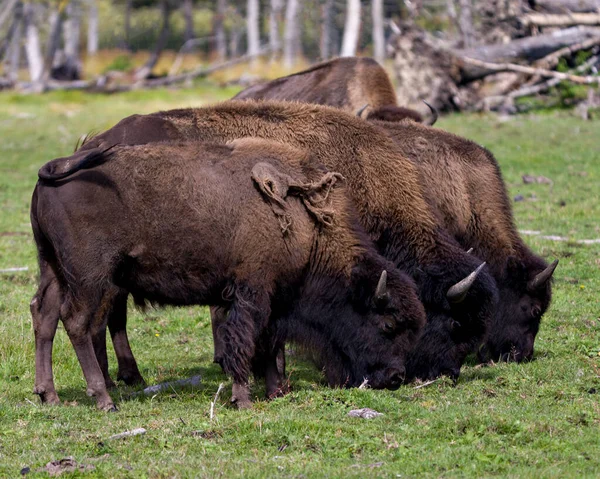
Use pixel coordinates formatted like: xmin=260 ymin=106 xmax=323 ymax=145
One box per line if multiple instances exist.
xmin=358 ymin=378 xmax=369 ymax=389
xmin=413 ymin=378 xmax=439 ymax=389
xmin=0 ymin=267 xmax=29 ymax=273
xmin=210 ymin=383 xmax=224 ymax=421
xmin=131 ymin=375 xmax=201 ymax=397
xmin=107 ymin=428 xmax=146 ymax=440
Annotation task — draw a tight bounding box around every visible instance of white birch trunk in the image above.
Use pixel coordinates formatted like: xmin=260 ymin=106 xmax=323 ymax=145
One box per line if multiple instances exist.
xmin=269 ymin=0 xmax=283 ymax=60
xmin=283 ymin=0 xmax=300 ymax=68
xmin=87 ymin=0 xmax=98 ymax=54
xmin=341 ymin=0 xmax=361 ymax=57
xmin=372 ymin=0 xmax=385 ymax=63
xmin=247 ymin=0 xmax=260 ymax=58
xmin=23 ymin=3 xmax=43 ymax=83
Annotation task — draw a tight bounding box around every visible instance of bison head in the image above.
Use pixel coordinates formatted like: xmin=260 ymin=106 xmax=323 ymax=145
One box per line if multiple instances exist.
xmin=405 ymin=260 xmax=497 ymax=382
xmin=478 ymin=257 xmax=558 ymax=363
xmin=312 ymin=263 xmax=425 ymax=390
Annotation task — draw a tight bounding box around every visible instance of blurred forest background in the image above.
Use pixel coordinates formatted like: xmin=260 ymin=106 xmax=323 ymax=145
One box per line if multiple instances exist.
xmin=0 ymin=0 xmax=599 ymax=113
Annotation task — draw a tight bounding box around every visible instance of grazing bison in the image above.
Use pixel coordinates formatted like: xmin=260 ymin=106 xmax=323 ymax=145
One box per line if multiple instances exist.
xmin=233 ymin=57 xmax=437 ymax=125
xmin=32 ymin=139 xmax=426 ymax=410
xmin=46 ymin=101 xmax=498 ymax=382
xmin=373 ymin=120 xmax=558 ymax=362
xmin=233 ymin=63 xmax=557 ymax=363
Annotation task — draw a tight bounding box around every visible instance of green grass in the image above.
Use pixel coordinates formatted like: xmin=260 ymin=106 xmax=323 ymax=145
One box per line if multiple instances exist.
xmin=1 ymin=87 xmax=599 ymax=478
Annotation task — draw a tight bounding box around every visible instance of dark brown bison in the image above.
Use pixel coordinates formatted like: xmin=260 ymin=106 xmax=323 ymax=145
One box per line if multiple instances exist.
xmin=232 ymin=63 xmax=557 ymax=363
xmin=373 ymin=120 xmax=558 ymax=362
xmin=32 ymin=139 xmax=426 ymax=410
xmin=233 ymin=57 xmax=437 ymax=125
xmin=43 ymin=101 xmax=498 ymax=382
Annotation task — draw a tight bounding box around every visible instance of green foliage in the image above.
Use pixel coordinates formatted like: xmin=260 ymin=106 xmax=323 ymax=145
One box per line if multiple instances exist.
xmin=0 ymin=89 xmax=599 ymax=477
xmin=103 ymin=54 xmax=134 ymax=72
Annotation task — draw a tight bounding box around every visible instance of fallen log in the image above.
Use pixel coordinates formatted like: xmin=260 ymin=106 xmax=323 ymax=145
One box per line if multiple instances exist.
xmin=461 ymin=56 xmax=600 ymax=84
xmin=521 ymin=13 xmax=600 ymax=27
xmin=530 ymin=0 xmax=600 ymax=13
xmin=456 ymin=26 xmax=600 ymax=81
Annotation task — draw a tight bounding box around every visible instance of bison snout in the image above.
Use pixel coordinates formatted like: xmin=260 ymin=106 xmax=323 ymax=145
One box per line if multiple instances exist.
xmin=386 ymin=367 xmax=406 ymax=390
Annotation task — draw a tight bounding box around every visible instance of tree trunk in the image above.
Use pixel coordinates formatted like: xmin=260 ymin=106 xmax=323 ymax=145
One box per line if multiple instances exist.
xmin=530 ymin=0 xmax=600 ymax=13
xmin=340 ymin=0 xmax=361 ymax=57
xmin=283 ymin=0 xmax=300 ymax=68
xmin=182 ymin=0 xmax=194 ymax=42
xmin=63 ymin=0 xmax=82 ymax=80
xmin=372 ymin=0 xmax=385 ymax=63
xmin=124 ymin=0 xmax=132 ymax=50
xmin=446 ymin=0 xmax=457 ymax=24
xmin=44 ymin=8 xmax=66 ymax=82
xmin=458 ymin=0 xmax=474 ymax=48
xmin=320 ymin=0 xmax=333 ymax=60
xmin=3 ymin=1 xmax=23 ymax=82
xmin=214 ymin=0 xmax=227 ymax=60
xmin=247 ymin=0 xmax=260 ymax=60
xmin=87 ymin=0 xmax=98 ymax=54
xmin=135 ymin=0 xmax=171 ymax=80
xmin=457 ymin=26 xmax=600 ymax=81
xmin=521 ymin=13 xmax=600 ymax=27
xmin=0 ymin=0 xmax=19 ymax=30
xmin=269 ymin=0 xmax=283 ymax=61
xmin=23 ymin=3 xmax=43 ymax=84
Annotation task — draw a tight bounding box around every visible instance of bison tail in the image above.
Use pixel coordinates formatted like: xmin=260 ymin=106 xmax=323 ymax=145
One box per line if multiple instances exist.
xmin=38 ymin=145 xmax=116 ymax=181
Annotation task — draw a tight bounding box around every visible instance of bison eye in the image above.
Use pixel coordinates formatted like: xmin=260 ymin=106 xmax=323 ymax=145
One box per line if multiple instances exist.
xmin=532 ymin=306 xmax=542 ymax=318
xmin=381 ymin=319 xmax=395 ymax=332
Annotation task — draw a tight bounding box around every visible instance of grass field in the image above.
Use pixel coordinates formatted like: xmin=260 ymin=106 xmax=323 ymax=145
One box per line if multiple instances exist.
xmin=0 ymin=85 xmax=599 ymax=478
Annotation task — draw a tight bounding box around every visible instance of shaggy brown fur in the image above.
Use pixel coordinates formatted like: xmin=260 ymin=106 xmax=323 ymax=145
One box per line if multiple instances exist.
xmin=44 ymin=101 xmax=498 ymax=382
xmin=31 ymin=139 xmax=425 ymax=410
xmin=233 ymin=57 xmax=435 ymax=125
xmin=373 ymin=120 xmax=557 ymax=362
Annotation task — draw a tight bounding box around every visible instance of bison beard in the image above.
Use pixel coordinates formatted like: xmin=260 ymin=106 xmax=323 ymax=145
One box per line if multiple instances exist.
xmin=31 ymin=139 xmax=425 ymax=410
xmin=44 ymin=101 xmax=498 ymax=384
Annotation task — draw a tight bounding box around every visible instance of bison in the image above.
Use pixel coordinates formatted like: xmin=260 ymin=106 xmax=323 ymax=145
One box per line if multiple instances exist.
xmin=233 ymin=57 xmax=437 ymax=125
xmin=374 ymin=121 xmax=558 ymax=362
xmin=43 ymin=101 xmax=498 ymax=383
xmin=31 ymin=139 xmax=426 ymax=410
xmin=232 ymin=61 xmax=557 ymax=363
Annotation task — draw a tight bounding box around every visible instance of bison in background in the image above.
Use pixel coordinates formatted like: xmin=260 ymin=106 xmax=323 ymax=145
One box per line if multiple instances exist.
xmin=233 ymin=57 xmax=437 ymax=125
xmin=32 ymin=139 xmax=426 ymax=410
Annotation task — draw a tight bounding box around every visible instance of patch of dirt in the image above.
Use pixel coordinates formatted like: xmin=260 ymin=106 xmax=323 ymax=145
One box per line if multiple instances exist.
xmin=41 ymin=457 xmax=94 ymax=476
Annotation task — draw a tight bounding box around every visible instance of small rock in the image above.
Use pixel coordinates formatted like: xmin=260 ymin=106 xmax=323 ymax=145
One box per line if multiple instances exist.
xmin=514 ymin=195 xmax=524 ymax=202
xmin=522 ymin=175 xmax=553 ymax=185
xmin=347 ymin=408 xmax=383 ymax=419
xmin=559 ymin=200 xmax=567 ymax=207
xmin=588 ymin=388 xmax=597 ymax=394
xmin=20 ymin=467 xmax=30 ymax=475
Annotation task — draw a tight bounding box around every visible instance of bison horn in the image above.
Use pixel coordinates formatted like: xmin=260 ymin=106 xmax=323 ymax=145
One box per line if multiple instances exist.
xmin=422 ymin=101 xmax=438 ymax=126
xmin=528 ymin=259 xmax=558 ymax=290
xmin=375 ymin=270 xmax=388 ymax=299
xmin=447 ymin=262 xmax=486 ymax=304
xmin=356 ymin=104 xmax=369 ymax=118
xmin=466 ymin=247 xmax=473 ymax=254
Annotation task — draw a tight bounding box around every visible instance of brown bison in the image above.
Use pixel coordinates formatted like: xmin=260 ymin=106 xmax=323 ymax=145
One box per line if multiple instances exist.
xmin=232 ymin=61 xmax=557 ymax=363
xmin=233 ymin=57 xmax=437 ymax=125
xmin=31 ymin=139 xmax=426 ymax=410
xmin=43 ymin=101 xmax=498 ymax=383
xmin=374 ymin=121 xmax=558 ymax=362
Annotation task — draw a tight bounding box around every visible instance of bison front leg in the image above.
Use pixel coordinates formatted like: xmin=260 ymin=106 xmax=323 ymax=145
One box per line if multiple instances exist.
xmin=31 ymin=268 xmax=62 ymax=405
xmin=217 ymin=286 xmax=271 ymax=409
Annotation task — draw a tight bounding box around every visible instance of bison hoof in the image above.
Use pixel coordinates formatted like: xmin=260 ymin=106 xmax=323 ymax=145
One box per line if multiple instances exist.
xmin=117 ymin=371 xmax=147 ymax=387
xmin=98 ymin=401 xmax=118 ymax=412
xmin=33 ymin=387 xmax=60 ymax=405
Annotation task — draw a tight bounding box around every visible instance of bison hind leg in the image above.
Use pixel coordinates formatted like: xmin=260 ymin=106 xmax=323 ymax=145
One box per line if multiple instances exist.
xmin=31 ymin=269 xmax=62 ymax=405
